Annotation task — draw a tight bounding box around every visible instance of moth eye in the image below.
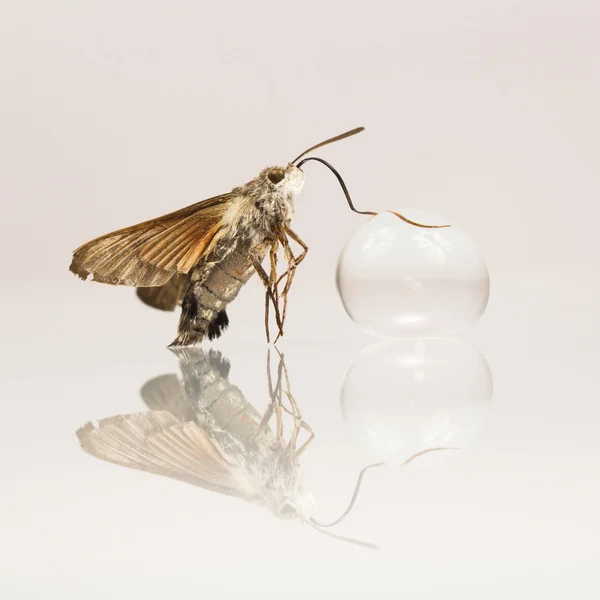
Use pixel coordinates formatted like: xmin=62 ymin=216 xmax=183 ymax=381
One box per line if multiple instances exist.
xmin=267 ymin=169 xmax=285 ymax=185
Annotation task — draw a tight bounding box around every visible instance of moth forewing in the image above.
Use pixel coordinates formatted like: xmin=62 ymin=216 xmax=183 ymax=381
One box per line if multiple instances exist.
xmin=76 ymin=411 xmax=242 ymax=496
xmin=69 ymin=194 xmax=232 ymax=286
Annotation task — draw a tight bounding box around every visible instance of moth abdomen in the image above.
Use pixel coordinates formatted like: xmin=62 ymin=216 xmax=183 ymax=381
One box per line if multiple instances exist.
xmin=171 ymin=241 xmax=268 ymax=346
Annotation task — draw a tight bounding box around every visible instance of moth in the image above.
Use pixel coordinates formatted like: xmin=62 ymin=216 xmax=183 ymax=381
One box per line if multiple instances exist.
xmin=70 ymin=127 xmax=448 ymax=346
xmin=77 ymin=347 xmax=379 ymax=547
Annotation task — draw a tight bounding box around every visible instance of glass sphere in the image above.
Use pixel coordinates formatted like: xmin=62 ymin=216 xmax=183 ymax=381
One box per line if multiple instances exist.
xmin=340 ymin=338 xmax=493 ymax=466
xmin=336 ymin=209 xmax=490 ymax=337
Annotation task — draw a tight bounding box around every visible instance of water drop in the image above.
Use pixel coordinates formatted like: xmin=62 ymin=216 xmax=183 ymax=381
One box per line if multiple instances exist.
xmin=336 ymin=210 xmax=489 ymax=337
xmin=341 ymin=337 xmax=493 ymax=466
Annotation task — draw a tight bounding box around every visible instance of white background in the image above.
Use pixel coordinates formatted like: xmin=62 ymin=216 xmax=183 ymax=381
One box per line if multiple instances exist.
xmin=1 ymin=1 xmax=599 ymax=598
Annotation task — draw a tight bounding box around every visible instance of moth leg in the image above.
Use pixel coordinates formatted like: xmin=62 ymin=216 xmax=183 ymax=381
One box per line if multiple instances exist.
xmin=264 ymin=290 xmax=271 ymax=344
xmin=284 ymin=226 xmax=309 ymax=268
xmin=270 ymin=239 xmax=279 ymax=304
xmin=277 ymin=352 xmax=314 ymax=456
xmin=250 ymin=248 xmax=282 ymax=343
xmin=268 ymin=347 xmax=312 ymax=455
xmin=258 ymin=347 xmax=278 ymax=435
xmin=257 ymin=398 xmax=275 ymax=436
xmin=293 ymin=422 xmax=315 ymax=458
xmin=257 ymin=395 xmax=283 ymax=440
xmin=273 ymin=232 xmax=303 ymax=343
xmin=276 ymin=226 xmax=309 ymax=287
xmin=284 ymin=384 xmax=303 ymax=452
xmin=250 ymin=243 xmax=281 ymax=317
xmin=269 ymin=241 xmax=285 ymax=340
xmin=278 ymin=394 xmax=313 ymax=455
xmin=281 ymin=235 xmax=299 ymax=296
xmin=273 ymin=347 xmax=285 ymax=438
xmin=275 ymin=228 xmax=309 ymax=305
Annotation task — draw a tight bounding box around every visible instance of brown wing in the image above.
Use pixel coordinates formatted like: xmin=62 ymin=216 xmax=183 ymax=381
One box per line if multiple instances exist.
xmin=136 ymin=273 xmax=189 ymax=311
xmin=69 ymin=194 xmax=233 ymax=287
xmin=76 ymin=411 xmax=244 ymax=497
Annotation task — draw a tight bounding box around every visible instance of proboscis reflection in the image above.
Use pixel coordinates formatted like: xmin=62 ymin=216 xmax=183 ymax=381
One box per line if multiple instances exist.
xmin=77 ymin=348 xmax=377 ymax=548
xmin=341 ymin=338 xmax=493 ymax=466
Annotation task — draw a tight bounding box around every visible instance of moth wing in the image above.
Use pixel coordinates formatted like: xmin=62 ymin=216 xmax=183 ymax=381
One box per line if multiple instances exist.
xmin=77 ymin=411 xmax=244 ymax=497
xmin=69 ymin=194 xmax=234 ymax=287
xmin=136 ymin=273 xmax=189 ymax=311
xmin=140 ymin=373 xmax=198 ymax=423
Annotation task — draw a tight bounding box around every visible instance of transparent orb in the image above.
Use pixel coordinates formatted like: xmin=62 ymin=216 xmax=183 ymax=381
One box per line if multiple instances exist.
xmin=340 ymin=338 xmax=493 ymax=466
xmin=336 ymin=209 xmax=490 ymax=337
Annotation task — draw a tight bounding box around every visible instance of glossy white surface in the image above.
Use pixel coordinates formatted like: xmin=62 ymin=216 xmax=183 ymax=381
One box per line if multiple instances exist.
xmin=336 ymin=210 xmax=490 ymax=337
xmin=3 ymin=286 xmax=600 ymax=598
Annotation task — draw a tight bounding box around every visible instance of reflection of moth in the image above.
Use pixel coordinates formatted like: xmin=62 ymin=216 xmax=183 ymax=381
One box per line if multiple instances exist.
xmin=77 ymin=348 xmax=376 ymax=547
xmin=69 ymin=127 xmax=448 ymax=346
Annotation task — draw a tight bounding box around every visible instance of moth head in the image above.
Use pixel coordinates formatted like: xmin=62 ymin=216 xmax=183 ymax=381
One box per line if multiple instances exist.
xmin=264 ymin=165 xmax=305 ymax=195
xmin=284 ymin=164 xmax=305 ymax=194
xmin=260 ymin=451 xmax=315 ymax=520
xmin=275 ymin=492 xmax=317 ymax=521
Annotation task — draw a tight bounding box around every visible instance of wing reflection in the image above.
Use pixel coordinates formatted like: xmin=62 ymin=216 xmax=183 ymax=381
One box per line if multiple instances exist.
xmin=77 ymin=348 xmax=377 ymax=548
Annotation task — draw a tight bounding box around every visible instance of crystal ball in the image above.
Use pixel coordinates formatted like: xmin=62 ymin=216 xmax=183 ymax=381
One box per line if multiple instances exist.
xmin=340 ymin=338 xmax=493 ymax=466
xmin=335 ymin=209 xmax=490 ymax=337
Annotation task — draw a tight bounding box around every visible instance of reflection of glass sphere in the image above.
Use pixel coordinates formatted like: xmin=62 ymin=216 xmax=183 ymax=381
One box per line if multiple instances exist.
xmin=336 ymin=210 xmax=490 ymax=337
xmin=340 ymin=338 xmax=493 ymax=466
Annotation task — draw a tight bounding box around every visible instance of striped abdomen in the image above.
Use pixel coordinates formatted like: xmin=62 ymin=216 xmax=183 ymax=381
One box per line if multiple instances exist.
xmin=171 ymin=240 xmax=269 ymax=346
xmin=177 ymin=349 xmax=277 ymax=455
